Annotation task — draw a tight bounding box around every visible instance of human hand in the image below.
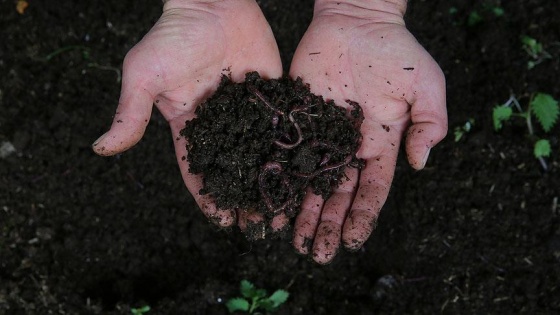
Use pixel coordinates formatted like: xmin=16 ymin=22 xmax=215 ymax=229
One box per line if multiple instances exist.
xmin=289 ymin=0 xmax=448 ymax=264
xmin=92 ymin=0 xmax=282 ymax=228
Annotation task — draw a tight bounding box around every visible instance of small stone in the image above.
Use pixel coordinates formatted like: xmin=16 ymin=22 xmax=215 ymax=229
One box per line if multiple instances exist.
xmin=0 ymin=141 xmax=16 ymax=159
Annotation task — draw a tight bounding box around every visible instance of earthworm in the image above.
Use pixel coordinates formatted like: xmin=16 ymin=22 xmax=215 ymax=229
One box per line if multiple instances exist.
xmin=292 ymin=155 xmax=353 ymax=179
xmin=274 ymin=112 xmax=303 ymax=149
xmin=247 ymin=84 xmax=284 ymax=116
xmin=258 ymin=162 xmax=295 ymax=215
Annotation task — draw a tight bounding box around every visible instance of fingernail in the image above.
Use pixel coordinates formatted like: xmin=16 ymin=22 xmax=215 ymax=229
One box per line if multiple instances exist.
xmin=420 ymin=147 xmax=431 ymax=169
xmin=92 ymin=132 xmax=108 ymax=147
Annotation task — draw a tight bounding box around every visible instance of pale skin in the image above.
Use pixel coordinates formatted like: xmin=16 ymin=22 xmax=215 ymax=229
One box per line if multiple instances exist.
xmin=290 ymin=0 xmax=447 ymax=263
xmin=93 ymin=0 xmax=447 ymax=264
xmin=92 ymin=0 xmax=284 ymax=229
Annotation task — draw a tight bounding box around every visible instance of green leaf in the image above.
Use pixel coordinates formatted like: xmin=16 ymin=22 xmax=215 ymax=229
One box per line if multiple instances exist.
xmin=257 ymin=299 xmax=275 ymax=312
xmin=240 ymin=280 xmax=256 ymax=298
xmin=454 ymin=128 xmax=464 ymax=142
xmin=130 ymin=306 xmax=150 ymax=315
xmin=521 ymin=35 xmax=534 ymax=46
xmin=493 ymin=105 xmax=513 ymax=131
xmin=531 ymin=93 xmax=559 ymax=132
xmin=226 ymin=298 xmax=250 ymax=313
xmin=268 ymin=290 xmax=289 ymax=308
xmin=254 ymin=288 xmax=268 ymax=299
xmin=492 ymin=7 xmax=504 ymax=17
xmin=534 ymin=139 xmax=551 ymax=158
xmin=468 ymin=11 xmax=483 ymax=26
xmin=521 ymin=35 xmax=543 ymax=56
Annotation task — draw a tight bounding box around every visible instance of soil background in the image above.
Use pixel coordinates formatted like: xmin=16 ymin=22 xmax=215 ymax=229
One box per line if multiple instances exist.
xmin=1 ymin=0 xmax=559 ymax=314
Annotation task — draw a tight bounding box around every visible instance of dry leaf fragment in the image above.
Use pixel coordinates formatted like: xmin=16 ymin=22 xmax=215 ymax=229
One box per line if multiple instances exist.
xmin=16 ymin=0 xmax=29 ymax=15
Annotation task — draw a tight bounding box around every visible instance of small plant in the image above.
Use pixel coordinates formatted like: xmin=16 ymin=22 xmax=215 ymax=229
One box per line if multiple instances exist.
xmin=467 ymin=3 xmax=504 ymax=27
xmin=521 ymin=35 xmax=552 ymax=69
xmin=534 ymin=139 xmax=552 ymax=159
xmin=454 ymin=118 xmax=475 ymax=142
xmin=493 ymin=93 xmax=559 ymax=170
xmin=44 ymin=45 xmax=122 ymax=83
xmin=467 ymin=10 xmax=483 ymax=26
xmin=226 ymin=280 xmax=289 ymax=314
xmin=130 ymin=305 xmax=150 ymax=315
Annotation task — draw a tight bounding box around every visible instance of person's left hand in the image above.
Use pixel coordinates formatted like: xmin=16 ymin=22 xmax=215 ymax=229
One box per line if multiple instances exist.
xmin=289 ymin=1 xmax=448 ymax=264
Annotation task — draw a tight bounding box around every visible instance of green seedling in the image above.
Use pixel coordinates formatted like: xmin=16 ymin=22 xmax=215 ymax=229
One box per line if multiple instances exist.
xmin=490 ymin=6 xmax=505 ymax=17
xmin=521 ymin=35 xmax=552 ymax=69
xmin=226 ymin=280 xmax=289 ymax=314
xmin=534 ymin=139 xmax=551 ymax=159
xmin=454 ymin=118 xmax=475 ymax=142
xmin=130 ymin=305 xmax=150 ymax=315
xmin=45 ymin=45 xmax=91 ymax=61
xmin=467 ymin=10 xmax=483 ymax=26
xmin=467 ymin=3 xmax=504 ymax=26
xmin=493 ymin=93 xmax=559 ymax=170
xmin=44 ymin=45 xmax=121 ymax=82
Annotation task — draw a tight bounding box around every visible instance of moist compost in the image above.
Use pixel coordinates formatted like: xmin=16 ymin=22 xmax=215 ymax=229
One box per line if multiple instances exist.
xmin=180 ymin=72 xmax=363 ymax=235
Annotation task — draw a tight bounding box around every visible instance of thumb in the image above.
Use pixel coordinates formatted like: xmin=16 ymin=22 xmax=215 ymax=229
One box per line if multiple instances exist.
xmin=92 ymin=65 xmax=155 ymax=156
xmin=405 ymin=66 xmax=448 ymax=170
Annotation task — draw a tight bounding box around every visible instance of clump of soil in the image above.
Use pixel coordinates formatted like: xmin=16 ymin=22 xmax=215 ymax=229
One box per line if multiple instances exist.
xmin=181 ymin=72 xmax=363 ymax=236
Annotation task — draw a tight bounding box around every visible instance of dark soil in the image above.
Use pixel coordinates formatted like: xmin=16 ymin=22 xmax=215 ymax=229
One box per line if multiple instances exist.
xmin=1 ymin=0 xmax=559 ymax=314
xmin=181 ymin=72 xmax=362 ymax=237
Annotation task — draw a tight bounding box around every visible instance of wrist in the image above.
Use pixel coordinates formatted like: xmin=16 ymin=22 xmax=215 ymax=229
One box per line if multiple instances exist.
xmin=162 ymin=0 xmax=229 ymax=7
xmin=314 ymin=0 xmax=407 ymax=20
xmin=162 ymin=0 xmax=253 ymax=13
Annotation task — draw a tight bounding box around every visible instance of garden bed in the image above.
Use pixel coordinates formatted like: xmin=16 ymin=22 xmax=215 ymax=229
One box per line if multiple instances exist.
xmin=0 ymin=0 xmax=559 ymax=313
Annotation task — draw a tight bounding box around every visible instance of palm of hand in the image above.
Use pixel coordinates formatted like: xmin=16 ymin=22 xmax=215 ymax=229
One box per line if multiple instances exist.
xmin=93 ymin=1 xmax=447 ymax=264
xmin=289 ymin=14 xmax=447 ymax=264
xmin=93 ymin=0 xmax=282 ymax=226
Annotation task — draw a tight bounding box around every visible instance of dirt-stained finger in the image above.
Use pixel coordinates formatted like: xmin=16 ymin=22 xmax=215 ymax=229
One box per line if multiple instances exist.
xmin=237 ymin=209 xmax=266 ymax=241
xmin=197 ymin=192 xmax=237 ymax=227
xmin=270 ymin=212 xmax=290 ymax=233
xmin=311 ymin=167 xmax=358 ymax=264
xmin=312 ymin=221 xmax=341 ymax=265
xmin=342 ymin=208 xmax=378 ymax=251
xmin=342 ymin=153 xmax=395 ymax=251
xmin=293 ymin=189 xmax=324 ymax=255
xmin=405 ymin=62 xmax=447 ymax=170
xmin=92 ymin=90 xmax=153 ymax=156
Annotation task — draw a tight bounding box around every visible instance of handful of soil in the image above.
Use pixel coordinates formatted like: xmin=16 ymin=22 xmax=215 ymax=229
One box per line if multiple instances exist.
xmin=181 ymin=72 xmax=363 ymax=237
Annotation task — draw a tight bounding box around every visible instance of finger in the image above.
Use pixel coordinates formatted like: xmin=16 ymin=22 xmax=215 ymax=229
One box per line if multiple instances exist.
xmin=170 ymin=119 xmax=236 ymax=228
xmin=270 ymin=212 xmax=290 ymax=234
xmin=342 ymin=148 xmax=398 ymax=251
xmin=405 ymin=64 xmax=447 ymax=170
xmin=92 ymin=53 xmax=156 ymax=156
xmin=312 ymin=167 xmax=359 ymax=265
xmin=292 ymin=188 xmax=324 ymax=255
xmin=92 ymin=88 xmax=153 ymax=156
xmin=238 ymin=209 xmax=287 ymax=239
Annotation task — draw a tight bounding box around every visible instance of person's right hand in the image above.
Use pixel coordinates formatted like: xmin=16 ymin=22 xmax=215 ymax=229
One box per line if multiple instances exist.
xmin=92 ymin=0 xmax=282 ymax=229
